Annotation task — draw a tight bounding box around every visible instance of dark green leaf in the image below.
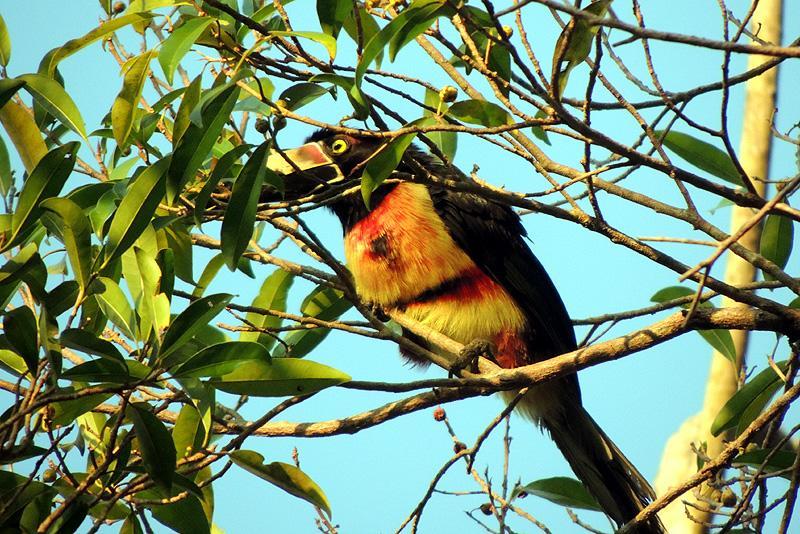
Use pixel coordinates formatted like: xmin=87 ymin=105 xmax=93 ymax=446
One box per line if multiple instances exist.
xmin=120 ymin=514 xmax=144 ymax=534
xmin=711 ymin=361 xmax=788 ymax=436
xmin=656 ymin=130 xmax=742 ymax=186
xmin=518 ymin=477 xmax=602 ymax=511
xmin=276 ymin=286 xmax=352 ymax=358
xmin=4 ymin=306 xmax=38 ymax=375
xmin=158 ymin=17 xmax=214 ymax=85
xmin=60 ymin=328 xmax=124 ymax=362
xmin=103 ymin=157 xmax=170 ymax=265
xmin=278 ymin=82 xmax=329 ymax=111
xmin=760 ymin=214 xmax=793 ymax=279
xmin=361 ymin=131 xmax=419 ymax=208
xmin=230 ymin=450 xmax=331 ymax=517
xmin=61 ymin=358 xmax=151 ymax=383
xmin=308 ymin=74 xmax=371 ymax=119
xmin=159 ymin=293 xmax=233 ymax=364
xmin=18 ymin=73 xmax=87 ymax=139
xmin=138 ymin=487 xmax=210 ymax=534
xmin=0 ymin=471 xmax=57 ymax=526
xmin=128 ymin=403 xmax=176 ymax=491
xmin=172 ymin=341 xmax=269 ymax=378
xmin=0 ymin=244 xmax=47 ymax=306
xmin=733 ymin=448 xmax=796 ymax=479
xmin=112 ymin=50 xmax=157 ymax=148
xmin=50 ymin=390 xmax=112 ymax=427
xmin=551 ymin=0 xmax=610 ymax=97
xmin=447 ymin=99 xmax=512 ymax=128
xmin=240 ymin=268 xmax=294 ymax=350
xmin=317 ymin=0 xmax=350 ymax=38
xmin=43 ymin=280 xmax=79 ymax=317
xmin=194 ymin=143 xmax=251 ymax=227
xmin=0 ymin=77 xmax=25 ymax=109
xmin=221 ymin=142 xmax=271 ymax=269
xmin=168 ymin=83 xmax=239 ymax=202
xmin=4 ymin=142 xmax=78 ymax=252
xmin=209 ymin=358 xmax=350 ymax=396
xmin=40 ymin=197 xmax=93 ymax=291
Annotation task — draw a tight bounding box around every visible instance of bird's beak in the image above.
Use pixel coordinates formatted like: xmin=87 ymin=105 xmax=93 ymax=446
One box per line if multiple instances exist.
xmin=266 ymin=142 xmax=336 ymax=176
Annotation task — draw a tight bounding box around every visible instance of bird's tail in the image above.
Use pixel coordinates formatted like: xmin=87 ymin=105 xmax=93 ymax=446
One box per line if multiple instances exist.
xmin=533 ymin=396 xmax=665 ymax=533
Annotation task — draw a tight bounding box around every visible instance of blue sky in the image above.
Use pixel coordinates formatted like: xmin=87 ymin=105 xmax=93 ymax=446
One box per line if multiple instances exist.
xmin=1 ymin=1 xmax=799 ymax=532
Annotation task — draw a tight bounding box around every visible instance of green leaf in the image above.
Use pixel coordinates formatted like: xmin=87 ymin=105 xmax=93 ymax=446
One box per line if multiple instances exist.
xmin=4 ymin=306 xmax=39 ymax=375
xmin=711 ymin=361 xmax=788 ymax=436
xmin=0 ymin=14 xmax=10 ymax=67
xmin=128 ymin=403 xmax=177 ymax=491
xmin=276 ymin=286 xmax=352 ymax=358
xmin=0 ymin=348 xmax=28 ymax=376
xmin=49 ymin=389 xmax=112 ymax=427
xmin=361 ymin=131 xmax=419 ymax=208
xmin=270 ymin=31 xmax=337 ymax=61
xmin=221 ymin=142 xmax=271 ymax=269
xmin=158 ymin=17 xmax=214 ymax=85
xmin=4 ymin=142 xmax=78 ymax=252
xmin=194 ymin=144 xmax=252 ymax=227
xmin=656 ymin=130 xmax=742 ymax=186
xmin=172 ymin=341 xmax=268 ymax=378
xmin=40 ymin=13 xmax=155 ymax=76
xmin=316 ymin=0 xmax=350 ymax=38
xmin=91 ymin=277 xmax=137 ymax=340
xmin=0 ymin=244 xmax=47 ymax=306
xmin=60 ymin=328 xmax=124 ymax=363
xmin=733 ymin=448 xmax=796 ymax=479
xmin=551 ymin=0 xmax=610 ymax=97
xmin=230 ymin=450 xmax=332 ymax=517
xmin=0 ymin=100 xmax=48 ymax=173
xmin=61 ymin=358 xmax=151 ymax=383
xmin=422 ymin=89 xmax=457 ymax=161
xmin=308 ymin=74 xmax=371 ymax=120
xmin=120 ymin=514 xmax=144 ymax=534
xmin=760 ymin=214 xmax=793 ymax=279
xmin=173 ymin=74 xmax=202 ymax=146
xmin=40 ymin=198 xmax=93 ymax=291
xmin=43 ymin=280 xmax=79 ymax=317
xmin=104 ymin=157 xmax=170 ymax=265
xmin=18 ymin=73 xmax=87 ymax=139
xmin=0 ymin=77 xmax=25 ymax=109
xmin=168 ymin=83 xmax=239 ymax=202
xmin=112 ymin=50 xmax=157 ymax=148
xmin=172 ymin=404 xmax=205 ymax=458
xmin=447 ymin=99 xmax=512 ymax=127
xmin=240 ymin=268 xmax=294 ymax=350
xmin=138 ymin=488 xmax=210 ymax=534
xmin=209 ymin=358 xmax=350 ymax=396
xmin=650 ymin=285 xmax=737 ymax=363
xmin=518 ymin=477 xmax=602 ymax=512
xmin=159 ymin=293 xmax=233 ymax=364
xmin=0 ymin=471 xmax=57 ymax=526
xmin=192 ymin=253 xmax=225 ymax=298
xmin=278 ymin=82 xmax=330 ymax=111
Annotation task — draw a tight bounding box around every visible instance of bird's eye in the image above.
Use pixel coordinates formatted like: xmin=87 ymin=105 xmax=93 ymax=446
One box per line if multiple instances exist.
xmin=330 ymin=139 xmax=349 ymax=155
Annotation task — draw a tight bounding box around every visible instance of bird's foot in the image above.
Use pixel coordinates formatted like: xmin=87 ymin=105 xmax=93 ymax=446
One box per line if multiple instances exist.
xmin=367 ymin=301 xmax=390 ymax=322
xmin=450 ymin=339 xmax=495 ymax=377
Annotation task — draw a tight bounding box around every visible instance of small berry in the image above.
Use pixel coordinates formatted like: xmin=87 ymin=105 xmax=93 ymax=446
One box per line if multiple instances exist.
xmin=453 ymin=441 xmax=466 ymax=453
xmin=501 ymin=25 xmax=514 ymax=39
xmin=720 ymin=487 xmax=737 ymax=507
xmin=439 ymin=85 xmax=458 ymax=103
xmin=254 ymin=118 xmax=270 ymax=134
xmin=112 ymin=2 xmax=126 ymax=14
xmin=433 ymin=407 xmax=446 ymax=421
xmin=42 ymin=468 xmax=57 ymax=482
xmin=272 ymin=115 xmax=287 ymax=131
xmin=479 ymin=503 xmax=493 ymax=515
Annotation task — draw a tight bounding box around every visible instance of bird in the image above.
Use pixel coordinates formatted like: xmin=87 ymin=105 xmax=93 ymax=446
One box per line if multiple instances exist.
xmin=266 ymin=128 xmax=665 ymax=533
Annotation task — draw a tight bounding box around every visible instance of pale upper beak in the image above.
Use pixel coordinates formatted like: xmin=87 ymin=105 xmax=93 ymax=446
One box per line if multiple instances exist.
xmin=266 ymin=142 xmax=338 ymax=176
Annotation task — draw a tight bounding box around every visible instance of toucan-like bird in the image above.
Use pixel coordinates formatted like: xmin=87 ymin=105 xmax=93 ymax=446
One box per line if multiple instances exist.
xmin=267 ymin=129 xmax=665 ymax=533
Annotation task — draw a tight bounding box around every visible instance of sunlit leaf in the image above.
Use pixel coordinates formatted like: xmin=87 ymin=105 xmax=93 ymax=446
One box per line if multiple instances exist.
xmin=711 ymin=361 xmax=788 ymax=436
xmin=194 ymin=143 xmax=251 ymax=227
xmin=4 ymin=142 xmax=78 ymax=252
xmin=18 ymin=73 xmax=87 ymax=139
xmin=172 ymin=341 xmax=269 ymax=378
xmin=552 ymin=0 xmax=610 ymax=97
xmin=447 ymin=99 xmax=512 ymax=128
xmin=422 ymin=89 xmax=457 ymax=162
xmin=518 ymin=477 xmax=602 ymax=511
xmin=104 ymin=157 xmax=170 ymax=265
xmin=759 ymin=214 xmax=793 ymax=280
xmin=91 ymin=277 xmax=137 ymax=340
xmin=112 ymin=50 xmax=157 ymax=148
xmin=158 ymin=17 xmax=214 ymax=85
xmin=270 ymin=31 xmax=337 ymax=61
xmin=656 ymin=130 xmax=742 ymax=186
xmin=172 ymin=404 xmax=205 ymax=458
xmin=40 ymin=197 xmax=93 ymax=291
xmin=0 ymin=99 xmax=48 ymax=173
xmin=240 ymin=268 xmax=294 ymax=350
xmin=230 ymin=450 xmax=332 ymax=517
xmin=209 ymin=358 xmax=350 ymax=396
xmin=0 ymin=14 xmax=10 ymax=67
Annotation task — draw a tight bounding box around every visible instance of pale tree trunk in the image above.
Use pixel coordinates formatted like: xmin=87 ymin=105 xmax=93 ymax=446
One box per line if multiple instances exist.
xmin=654 ymin=1 xmax=783 ymax=531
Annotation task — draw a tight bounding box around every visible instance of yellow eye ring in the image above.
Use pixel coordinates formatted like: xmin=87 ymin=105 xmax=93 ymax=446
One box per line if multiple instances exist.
xmin=331 ymin=139 xmax=349 ymax=155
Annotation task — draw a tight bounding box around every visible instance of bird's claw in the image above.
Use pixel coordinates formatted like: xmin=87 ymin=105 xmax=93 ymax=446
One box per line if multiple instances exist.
xmin=450 ymin=339 xmax=495 ymax=377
